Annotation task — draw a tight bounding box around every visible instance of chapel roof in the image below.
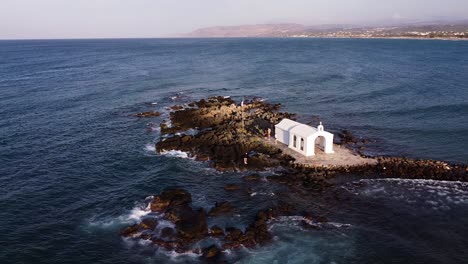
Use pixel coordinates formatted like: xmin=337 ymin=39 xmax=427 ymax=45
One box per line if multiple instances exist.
xmin=275 ymin=118 xmax=301 ymax=131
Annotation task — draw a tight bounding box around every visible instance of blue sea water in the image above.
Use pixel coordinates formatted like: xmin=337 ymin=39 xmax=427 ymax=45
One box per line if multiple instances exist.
xmin=0 ymin=38 xmax=467 ymax=264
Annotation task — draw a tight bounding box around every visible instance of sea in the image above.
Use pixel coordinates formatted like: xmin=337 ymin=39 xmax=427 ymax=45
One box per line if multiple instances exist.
xmin=0 ymin=38 xmax=467 ymax=264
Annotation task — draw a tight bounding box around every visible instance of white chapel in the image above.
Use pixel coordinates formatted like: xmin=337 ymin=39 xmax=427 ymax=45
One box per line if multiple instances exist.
xmin=274 ymin=119 xmax=334 ymax=157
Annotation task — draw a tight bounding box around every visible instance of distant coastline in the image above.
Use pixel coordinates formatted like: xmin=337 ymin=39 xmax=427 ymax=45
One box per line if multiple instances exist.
xmin=181 ymin=35 xmax=468 ymax=41
xmin=287 ymin=36 xmax=468 ymax=41
xmin=183 ymin=23 xmax=468 ymax=41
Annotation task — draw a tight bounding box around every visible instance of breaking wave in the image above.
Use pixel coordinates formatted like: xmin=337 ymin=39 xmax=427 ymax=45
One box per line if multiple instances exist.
xmin=346 ymin=178 xmax=468 ymax=211
xmin=144 ymin=143 xmax=156 ymax=153
xmin=160 ymin=150 xmax=192 ymax=159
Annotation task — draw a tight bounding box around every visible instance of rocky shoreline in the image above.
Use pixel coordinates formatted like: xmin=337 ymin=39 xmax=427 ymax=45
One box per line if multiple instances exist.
xmin=153 ymin=96 xmax=466 ymax=180
xmin=125 ymin=96 xmax=467 ymax=262
xmin=120 ymin=188 xmax=312 ymax=262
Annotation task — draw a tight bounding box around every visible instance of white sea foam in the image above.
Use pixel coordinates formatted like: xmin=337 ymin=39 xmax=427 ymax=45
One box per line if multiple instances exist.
xmin=87 ymin=203 xmax=151 ymax=230
xmin=87 ymin=218 xmax=117 ymax=228
xmin=164 ymin=249 xmax=202 ymax=261
xmin=270 ymin=216 xmax=351 ymax=231
xmin=123 ymin=206 xmax=151 ymax=222
xmin=145 ymin=143 xmax=156 ymax=152
xmin=326 ymin=222 xmax=352 ymax=228
xmin=250 ymin=191 xmax=274 ymax=197
xmin=348 ymin=178 xmax=468 ymax=212
xmin=156 ymin=219 xmax=176 ymax=232
xmin=160 ymin=150 xmax=191 ymax=159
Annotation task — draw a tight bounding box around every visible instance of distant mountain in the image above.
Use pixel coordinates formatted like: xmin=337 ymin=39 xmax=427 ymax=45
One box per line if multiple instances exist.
xmin=184 ymin=23 xmax=306 ymax=37
xmin=184 ymin=22 xmax=468 ymax=39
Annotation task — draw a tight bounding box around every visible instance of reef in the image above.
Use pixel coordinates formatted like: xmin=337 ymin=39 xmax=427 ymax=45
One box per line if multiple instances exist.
xmin=125 ymin=96 xmax=468 ymax=261
xmin=152 ymin=96 xmax=466 ymax=181
xmin=120 ymin=188 xmax=315 ymax=262
xmin=133 ymin=111 xmax=161 ymax=118
xmin=156 ymin=96 xmax=296 ymax=171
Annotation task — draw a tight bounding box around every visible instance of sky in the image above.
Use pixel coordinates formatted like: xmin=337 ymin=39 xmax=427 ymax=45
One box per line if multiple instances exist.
xmin=0 ymin=0 xmax=467 ymax=39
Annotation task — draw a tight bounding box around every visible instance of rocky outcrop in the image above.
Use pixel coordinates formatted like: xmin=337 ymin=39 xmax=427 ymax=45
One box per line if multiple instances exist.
xmin=208 ymin=201 xmax=237 ymax=216
xmin=150 ymin=188 xmax=192 ymax=212
xmin=119 ymin=218 xmax=158 ymax=238
xmin=134 ymin=111 xmax=161 ymax=118
xmin=337 ymin=130 xmax=357 ymax=144
xmin=224 ymin=184 xmax=241 ymax=191
xmin=154 ymin=96 xmax=467 ymax=180
xmin=120 ymin=188 xmax=317 ymax=260
xmin=209 ymin=225 xmax=225 ymax=237
xmin=375 ymin=157 xmax=468 ymax=181
xmin=155 ymin=96 xmax=296 ymax=171
xmin=201 ymin=245 xmax=223 ymax=261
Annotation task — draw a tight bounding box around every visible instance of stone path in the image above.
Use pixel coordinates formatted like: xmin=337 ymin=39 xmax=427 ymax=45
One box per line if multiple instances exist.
xmin=264 ymin=138 xmax=377 ymax=168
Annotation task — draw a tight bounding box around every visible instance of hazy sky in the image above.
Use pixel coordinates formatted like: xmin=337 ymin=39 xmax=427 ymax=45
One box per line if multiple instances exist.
xmin=1 ymin=0 xmax=466 ymax=39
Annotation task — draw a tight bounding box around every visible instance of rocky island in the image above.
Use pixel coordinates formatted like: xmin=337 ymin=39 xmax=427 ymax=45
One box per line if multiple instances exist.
xmin=124 ymin=96 xmax=468 ymax=262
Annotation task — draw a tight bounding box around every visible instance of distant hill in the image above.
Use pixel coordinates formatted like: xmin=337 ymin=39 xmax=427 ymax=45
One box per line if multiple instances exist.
xmin=184 ymin=22 xmax=468 ymax=39
xmin=184 ymin=23 xmax=306 ymax=37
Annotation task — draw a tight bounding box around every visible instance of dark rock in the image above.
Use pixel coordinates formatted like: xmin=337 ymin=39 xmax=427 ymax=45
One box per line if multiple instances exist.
xmin=175 ymin=208 xmax=208 ymax=241
xmin=120 ymin=224 xmax=139 ymax=237
xmin=151 ymin=238 xmax=180 ymax=251
xmin=140 ymin=233 xmax=153 ymax=240
xmin=140 ymin=218 xmax=158 ymax=230
xmin=150 ymin=188 xmax=192 ymax=212
xmin=166 ymin=204 xmax=193 ymax=223
xmin=243 ymin=174 xmax=262 ymax=181
xmin=210 ymin=225 xmax=224 ymax=237
xmin=302 ymin=211 xmax=328 ymax=223
xmin=170 ymin=105 xmax=184 ymax=111
xmin=160 ymin=227 xmax=175 ymax=239
xmin=195 ymin=154 xmax=210 ymax=161
xmin=208 ymin=201 xmax=237 ymax=216
xmin=224 ymin=184 xmax=241 ymax=191
xmin=201 ymin=245 xmax=223 ymax=260
xmin=180 ymin=135 xmax=193 ymax=143
xmin=156 ymin=136 xmax=182 ymax=152
xmin=153 ymin=96 xmax=297 ymax=171
xmin=225 ymin=227 xmax=243 ymax=241
xmin=338 ymin=130 xmax=357 ymax=144
xmin=134 ymin=111 xmax=161 ymax=118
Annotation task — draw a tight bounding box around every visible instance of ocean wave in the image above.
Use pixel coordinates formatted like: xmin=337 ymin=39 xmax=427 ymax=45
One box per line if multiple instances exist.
xmin=160 ymin=150 xmax=192 ymax=159
xmin=145 ymin=143 xmax=156 ymax=153
xmin=270 ymin=216 xmax=351 ymax=231
xmin=164 ymin=249 xmax=202 ymax=262
xmin=88 ymin=203 xmax=152 ymax=230
xmin=250 ymin=192 xmax=275 ymax=197
xmin=123 ymin=205 xmax=151 ymax=222
xmin=347 ymin=178 xmax=468 ymax=211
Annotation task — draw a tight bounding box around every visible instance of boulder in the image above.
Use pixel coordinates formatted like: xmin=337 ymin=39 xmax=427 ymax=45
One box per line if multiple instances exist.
xmin=120 ymin=224 xmax=140 ymax=237
xmin=175 ymin=208 xmax=208 ymax=241
xmin=134 ymin=111 xmax=161 ymax=118
xmin=338 ymin=130 xmax=357 ymax=144
xmin=201 ymin=245 xmax=223 ymax=259
xmin=160 ymin=227 xmax=175 ymax=239
xmin=225 ymin=227 xmax=243 ymax=241
xmin=224 ymin=184 xmax=241 ymax=191
xmin=140 ymin=218 xmax=158 ymax=230
xmin=209 ymin=225 xmax=225 ymax=237
xmin=150 ymin=188 xmax=192 ymax=212
xmin=170 ymin=105 xmax=184 ymax=111
xmin=243 ymin=174 xmax=262 ymax=181
xmin=208 ymin=201 xmax=237 ymax=217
